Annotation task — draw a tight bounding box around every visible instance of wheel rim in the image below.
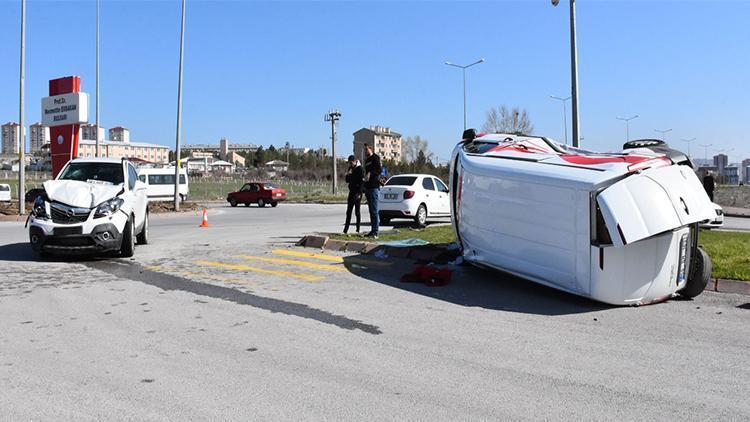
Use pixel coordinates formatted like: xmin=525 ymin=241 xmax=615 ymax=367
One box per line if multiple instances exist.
xmin=418 ymin=207 xmax=426 ymax=224
xmin=259 ymin=199 xmax=264 ymax=207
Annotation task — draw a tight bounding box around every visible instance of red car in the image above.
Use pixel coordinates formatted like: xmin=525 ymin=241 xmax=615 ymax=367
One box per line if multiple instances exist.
xmin=227 ymin=182 xmax=286 ymax=208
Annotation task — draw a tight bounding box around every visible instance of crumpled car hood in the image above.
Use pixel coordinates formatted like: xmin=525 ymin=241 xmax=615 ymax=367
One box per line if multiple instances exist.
xmin=43 ymin=180 xmax=123 ymax=209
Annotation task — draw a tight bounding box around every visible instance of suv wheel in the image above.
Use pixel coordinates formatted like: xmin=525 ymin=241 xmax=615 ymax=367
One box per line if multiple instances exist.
xmin=136 ymin=211 xmax=149 ymax=245
xmin=121 ymin=215 xmax=135 ymax=258
xmin=258 ymin=199 xmax=266 ymax=208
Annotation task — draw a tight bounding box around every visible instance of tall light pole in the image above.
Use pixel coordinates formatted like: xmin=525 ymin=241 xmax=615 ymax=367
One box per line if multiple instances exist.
xmin=444 ymin=58 xmax=484 ymax=131
xmin=324 ymin=110 xmax=341 ymax=195
xmin=615 ymin=115 xmax=638 ymax=141
xmin=173 ymin=0 xmax=186 ymax=211
xmin=655 ymin=128 xmax=672 ymax=142
xmin=550 ymin=95 xmax=571 ymax=145
xmin=681 ymin=137 xmax=696 ymax=158
xmin=551 ymin=0 xmax=580 ymax=147
xmin=95 ymin=0 xmax=100 ymax=157
xmin=18 ymin=0 xmax=26 ymax=215
xmin=698 ymin=143 xmax=712 ymax=162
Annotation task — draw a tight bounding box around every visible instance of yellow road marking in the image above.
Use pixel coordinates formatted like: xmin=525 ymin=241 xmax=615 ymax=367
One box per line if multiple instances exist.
xmin=236 ymin=255 xmax=347 ymax=272
xmin=270 ymin=248 xmax=392 ymax=267
xmin=271 ymin=249 xmax=343 ymax=262
xmin=194 ymin=260 xmax=322 ymax=282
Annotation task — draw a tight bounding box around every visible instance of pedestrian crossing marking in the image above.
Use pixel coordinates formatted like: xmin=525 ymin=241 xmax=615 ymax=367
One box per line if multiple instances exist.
xmin=236 ymin=255 xmax=347 ymax=272
xmin=194 ymin=260 xmax=322 ymax=282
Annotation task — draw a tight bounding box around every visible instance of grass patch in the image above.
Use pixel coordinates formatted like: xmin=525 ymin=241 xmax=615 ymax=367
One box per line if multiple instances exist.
xmin=327 ymin=224 xmax=456 ymax=243
xmin=700 ymin=230 xmax=750 ymax=281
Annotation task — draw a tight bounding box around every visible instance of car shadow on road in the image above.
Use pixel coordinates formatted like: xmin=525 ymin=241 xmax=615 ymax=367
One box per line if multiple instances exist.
xmin=0 ymin=242 xmax=115 ymax=263
xmin=341 ymin=253 xmax=611 ymax=316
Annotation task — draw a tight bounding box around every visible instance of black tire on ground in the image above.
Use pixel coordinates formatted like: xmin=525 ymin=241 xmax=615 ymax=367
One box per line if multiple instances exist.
xmin=681 ymin=247 xmax=712 ymax=298
xmin=229 ymin=198 xmax=237 ymax=207
xmin=258 ymin=199 xmax=265 ymax=208
xmin=245 ymin=202 xmax=250 ymax=207
xmin=379 ymin=214 xmax=391 ymax=225
xmin=415 ymin=204 xmax=427 ymax=227
xmin=136 ymin=211 xmax=149 ymax=245
xmin=271 ymin=202 xmax=278 ymax=207
xmin=120 ymin=215 xmax=135 ymax=258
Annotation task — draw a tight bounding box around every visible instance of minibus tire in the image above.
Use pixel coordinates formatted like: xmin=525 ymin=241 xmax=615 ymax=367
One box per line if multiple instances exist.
xmin=681 ymin=247 xmax=711 ymax=298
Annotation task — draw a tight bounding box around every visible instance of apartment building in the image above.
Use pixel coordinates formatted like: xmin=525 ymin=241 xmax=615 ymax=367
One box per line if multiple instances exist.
xmin=352 ymin=125 xmax=402 ymax=162
xmin=109 ymin=126 xmax=130 ymax=142
xmin=81 ymin=123 xmax=106 ymax=141
xmin=29 ymin=122 xmax=50 ymax=153
xmin=1 ymin=122 xmax=21 ymax=155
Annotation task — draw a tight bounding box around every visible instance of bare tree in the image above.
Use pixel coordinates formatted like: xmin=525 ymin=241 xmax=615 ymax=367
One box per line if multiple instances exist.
xmin=401 ymin=135 xmax=434 ymax=163
xmin=482 ymin=105 xmax=534 ymax=134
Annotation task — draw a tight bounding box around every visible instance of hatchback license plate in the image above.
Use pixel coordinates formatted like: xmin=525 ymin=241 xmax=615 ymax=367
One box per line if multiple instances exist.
xmin=384 ymin=193 xmax=398 ymax=200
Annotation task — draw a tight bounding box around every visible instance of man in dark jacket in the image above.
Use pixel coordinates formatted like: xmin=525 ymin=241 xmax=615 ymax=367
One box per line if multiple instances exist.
xmin=703 ymin=172 xmax=715 ymax=201
xmin=363 ymin=143 xmax=382 ymax=238
xmin=343 ymin=155 xmax=364 ymax=234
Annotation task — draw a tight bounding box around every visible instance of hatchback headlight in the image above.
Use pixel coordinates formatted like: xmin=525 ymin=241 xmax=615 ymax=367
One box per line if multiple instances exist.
xmin=94 ymin=197 xmax=124 ymax=218
xmin=32 ymin=195 xmax=48 ymax=219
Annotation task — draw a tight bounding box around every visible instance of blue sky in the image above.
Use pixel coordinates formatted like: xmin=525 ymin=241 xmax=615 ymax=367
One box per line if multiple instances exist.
xmin=1 ymin=0 xmax=749 ymax=163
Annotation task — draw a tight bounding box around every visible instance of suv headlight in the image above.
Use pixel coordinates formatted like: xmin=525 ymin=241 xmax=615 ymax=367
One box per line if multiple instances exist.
xmin=94 ymin=197 xmax=124 ymax=218
xmin=32 ymin=195 xmax=48 ymax=219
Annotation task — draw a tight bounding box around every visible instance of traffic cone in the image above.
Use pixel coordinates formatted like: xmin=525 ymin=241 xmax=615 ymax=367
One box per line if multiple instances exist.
xmin=199 ymin=208 xmax=210 ymax=228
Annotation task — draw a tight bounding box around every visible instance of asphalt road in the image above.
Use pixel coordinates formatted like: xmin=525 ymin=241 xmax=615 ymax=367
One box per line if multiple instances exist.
xmin=1 ymin=204 xmax=749 ymax=421
xmin=723 ymin=216 xmax=750 ymax=232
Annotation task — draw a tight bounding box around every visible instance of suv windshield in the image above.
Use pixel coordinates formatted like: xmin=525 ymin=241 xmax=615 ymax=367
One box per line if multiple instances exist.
xmin=58 ymin=162 xmax=124 ymax=185
xmin=385 ymin=176 xmax=417 ymax=186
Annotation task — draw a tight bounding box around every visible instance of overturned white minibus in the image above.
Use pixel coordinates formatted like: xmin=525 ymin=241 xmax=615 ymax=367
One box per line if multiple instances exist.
xmin=450 ymin=131 xmax=715 ymax=305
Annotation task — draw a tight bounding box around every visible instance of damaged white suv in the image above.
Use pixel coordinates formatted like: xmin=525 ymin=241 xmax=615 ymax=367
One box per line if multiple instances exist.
xmin=28 ymin=158 xmax=149 ymax=257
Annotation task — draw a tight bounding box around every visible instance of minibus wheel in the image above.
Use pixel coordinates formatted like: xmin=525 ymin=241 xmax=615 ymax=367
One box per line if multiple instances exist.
xmin=680 ymin=247 xmax=711 ymax=298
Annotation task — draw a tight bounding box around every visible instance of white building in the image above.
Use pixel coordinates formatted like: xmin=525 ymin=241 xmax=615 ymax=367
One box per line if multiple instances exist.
xmin=29 ymin=122 xmax=50 ymax=153
xmin=1 ymin=122 xmax=22 ymax=155
xmin=81 ymin=123 xmax=106 ymax=141
xmin=109 ymin=126 xmax=130 ymax=142
xmin=77 ymin=139 xmax=170 ymax=163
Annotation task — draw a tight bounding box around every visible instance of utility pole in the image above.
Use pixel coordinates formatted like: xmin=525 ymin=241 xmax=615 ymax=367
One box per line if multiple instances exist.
xmin=18 ymin=0 xmax=26 ymax=215
xmin=551 ymin=0 xmax=581 ymax=147
xmin=444 ymin=59 xmax=484 ymax=131
xmin=550 ymin=95 xmax=571 ymax=144
xmin=616 ymin=115 xmax=639 ymax=141
xmin=285 ymin=141 xmax=290 ymax=163
xmin=173 ymin=0 xmax=186 ymax=210
xmin=681 ymin=137 xmax=696 ymax=158
xmin=324 ymin=110 xmax=341 ymax=195
xmin=698 ymin=143 xmax=712 ymax=162
xmin=96 ymin=0 xmax=100 ymax=157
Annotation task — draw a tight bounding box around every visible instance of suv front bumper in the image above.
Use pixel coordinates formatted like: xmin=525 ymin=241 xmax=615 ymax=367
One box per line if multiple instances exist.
xmin=29 ymin=213 xmax=127 ymax=255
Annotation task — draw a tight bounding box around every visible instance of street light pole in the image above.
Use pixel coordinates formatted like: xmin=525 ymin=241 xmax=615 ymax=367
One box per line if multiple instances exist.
xmin=698 ymin=143 xmax=712 ymax=162
xmin=550 ymin=95 xmax=571 ymax=145
xmin=655 ymin=128 xmax=672 ymax=142
xmin=324 ymin=110 xmax=341 ymax=195
xmin=681 ymin=137 xmax=696 ymax=158
xmin=445 ymin=58 xmax=484 ymax=131
xmin=552 ymin=0 xmax=581 ymax=147
xmin=173 ymin=0 xmax=186 ymax=211
xmin=18 ymin=0 xmax=26 ymax=215
xmin=96 ymin=0 xmax=100 ymax=157
xmin=615 ymin=115 xmax=639 ymax=141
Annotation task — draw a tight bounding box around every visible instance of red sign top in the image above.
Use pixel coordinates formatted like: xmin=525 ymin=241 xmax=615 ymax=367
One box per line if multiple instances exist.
xmin=49 ymin=76 xmax=81 ymax=96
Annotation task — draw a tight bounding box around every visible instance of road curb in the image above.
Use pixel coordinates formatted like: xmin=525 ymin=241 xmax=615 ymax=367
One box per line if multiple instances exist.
xmin=296 ymin=235 xmax=460 ymax=263
xmin=706 ymin=278 xmax=750 ymax=295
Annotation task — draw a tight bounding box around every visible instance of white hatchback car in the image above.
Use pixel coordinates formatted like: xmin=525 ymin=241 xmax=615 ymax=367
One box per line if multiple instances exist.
xmin=378 ymin=174 xmax=450 ymax=226
xmin=28 ymin=158 xmax=149 ymax=257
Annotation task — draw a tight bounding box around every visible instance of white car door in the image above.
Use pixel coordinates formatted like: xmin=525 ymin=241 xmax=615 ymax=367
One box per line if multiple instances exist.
xmin=128 ymin=164 xmax=148 ymax=228
xmin=432 ymin=177 xmax=450 ymax=215
xmin=420 ymin=176 xmax=439 ymax=216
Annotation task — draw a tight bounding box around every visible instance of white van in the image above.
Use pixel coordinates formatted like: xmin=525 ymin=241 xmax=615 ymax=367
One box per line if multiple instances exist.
xmin=451 ymin=132 xmax=715 ymax=306
xmin=137 ymin=167 xmax=189 ymax=202
xmin=0 ymin=184 xmax=11 ymax=202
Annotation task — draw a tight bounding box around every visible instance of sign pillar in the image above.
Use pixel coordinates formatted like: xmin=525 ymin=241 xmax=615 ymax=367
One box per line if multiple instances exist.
xmin=45 ymin=76 xmax=88 ymax=178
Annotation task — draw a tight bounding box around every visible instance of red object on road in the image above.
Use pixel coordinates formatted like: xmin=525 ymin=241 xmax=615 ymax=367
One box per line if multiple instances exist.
xmin=400 ymin=264 xmax=452 ymax=287
xmin=226 ymin=182 xmax=287 ymax=208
